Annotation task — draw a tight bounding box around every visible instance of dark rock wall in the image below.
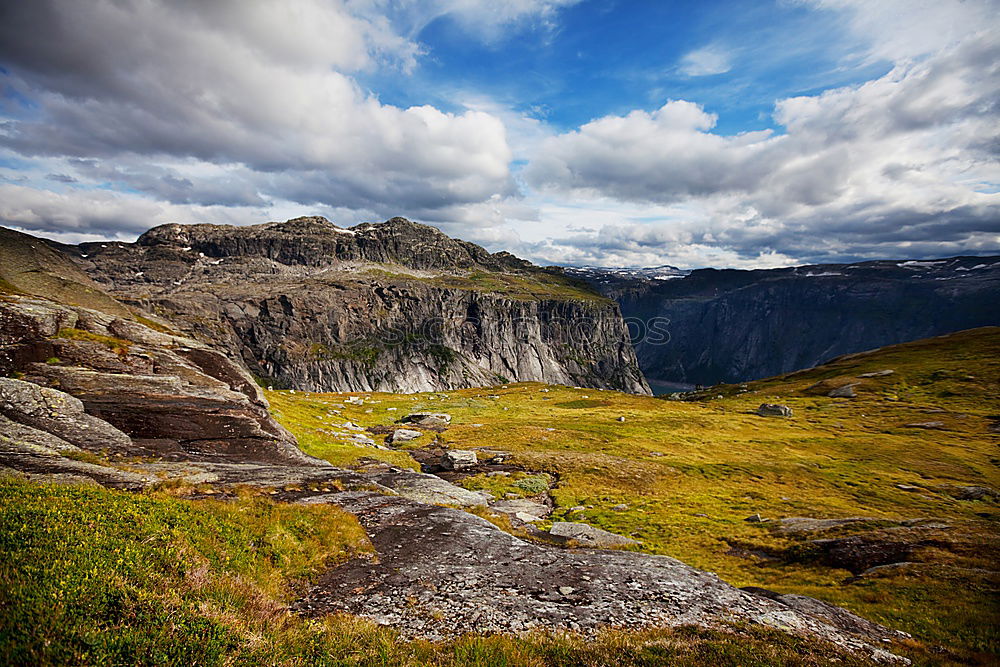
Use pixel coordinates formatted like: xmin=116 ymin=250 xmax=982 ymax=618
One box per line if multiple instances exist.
xmin=592 ymin=258 xmax=1000 ymax=386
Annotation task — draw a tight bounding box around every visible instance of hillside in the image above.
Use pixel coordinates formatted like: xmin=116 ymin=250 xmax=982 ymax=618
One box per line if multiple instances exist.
xmin=573 ymin=256 xmax=1000 ymax=387
xmin=266 ymin=327 xmax=999 ymax=664
xmin=49 ymin=217 xmax=649 ymax=394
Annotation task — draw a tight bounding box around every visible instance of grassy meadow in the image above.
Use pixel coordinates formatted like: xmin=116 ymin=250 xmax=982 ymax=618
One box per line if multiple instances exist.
xmin=268 ymin=327 xmax=1000 ymax=663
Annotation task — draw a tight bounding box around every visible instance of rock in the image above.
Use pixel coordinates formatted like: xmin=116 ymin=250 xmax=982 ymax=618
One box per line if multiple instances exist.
xmin=0 ymin=377 xmax=132 ymax=453
xmin=858 ymin=370 xmax=895 ymax=378
xmin=828 ymin=384 xmax=858 ymax=398
xmin=0 ymin=296 xmax=318 ymax=468
xmin=800 ymin=536 xmax=917 ymax=575
xmin=514 ymin=512 xmax=542 ymax=523
xmin=778 ymin=517 xmax=880 ymax=534
xmin=941 ymin=485 xmax=998 ymax=501
xmin=294 ymin=492 xmax=907 ymax=659
xmin=68 ymin=218 xmax=650 ymax=395
xmin=491 ymin=498 xmax=550 ymax=521
xmin=745 ymin=513 xmax=765 ymax=523
xmin=441 ymin=449 xmax=477 ymax=470
xmin=756 ymin=404 xmax=793 ymax=417
xmin=903 ymin=421 xmax=945 ymax=430
xmin=611 ymin=503 xmax=628 ymax=511
xmin=549 ymin=521 xmax=640 ymax=548
xmin=399 ymin=412 xmax=452 ymax=426
xmin=895 ymin=484 xmax=920 ymax=492
xmin=387 ymin=428 xmax=422 ymax=444
xmin=617 ymin=416 xmax=626 ymax=422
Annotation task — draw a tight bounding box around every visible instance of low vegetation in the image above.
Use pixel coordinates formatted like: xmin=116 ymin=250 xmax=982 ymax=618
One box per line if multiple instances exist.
xmin=362 ymin=266 xmax=610 ymax=302
xmin=1 ymin=479 xmax=880 ymax=665
xmin=266 ymin=327 xmax=1000 ymax=664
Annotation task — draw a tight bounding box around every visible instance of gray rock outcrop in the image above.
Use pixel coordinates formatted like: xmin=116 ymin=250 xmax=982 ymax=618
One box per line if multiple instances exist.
xmin=61 ymin=217 xmax=650 ymax=394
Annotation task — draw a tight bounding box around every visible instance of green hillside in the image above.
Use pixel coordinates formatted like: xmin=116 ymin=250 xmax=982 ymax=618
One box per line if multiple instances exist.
xmin=269 ymin=327 xmax=1000 ymax=664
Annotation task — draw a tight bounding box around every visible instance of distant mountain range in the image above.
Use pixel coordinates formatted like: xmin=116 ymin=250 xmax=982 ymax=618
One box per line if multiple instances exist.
xmin=564 ymin=255 xmax=1000 ymax=388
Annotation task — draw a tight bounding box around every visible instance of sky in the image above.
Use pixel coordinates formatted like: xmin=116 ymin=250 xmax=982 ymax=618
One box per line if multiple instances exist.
xmin=0 ymin=0 xmax=998 ymax=269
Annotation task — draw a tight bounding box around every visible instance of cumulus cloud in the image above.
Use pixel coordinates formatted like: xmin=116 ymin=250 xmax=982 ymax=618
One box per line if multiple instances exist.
xmin=525 ymin=18 xmax=1000 ymax=266
xmin=0 ymin=0 xmax=519 ymax=235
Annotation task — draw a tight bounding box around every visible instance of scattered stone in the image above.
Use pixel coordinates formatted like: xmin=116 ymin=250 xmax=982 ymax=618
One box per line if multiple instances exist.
xmin=514 ymin=512 xmax=542 ymax=523
xmin=399 ymin=412 xmax=452 ymax=426
xmin=441 ymin=450 xmax=477 ymax=470
xmin=778 ymin=517 xmax=880 ymax=534
xmin=611 ymin=503 xmax=629 ymax=511
xmin=895 ymin=484 xmax=920 ymax=492
xmin=858 ymin=370 xmax=895 ymax=378
xmin=387 ymin=428 xmax=422 ymax=444
xmin=492 ymin=498 xmax=550 ymax=521
xmin=745 ymin=513 xmax=765 ymax=523
xmin=756 ymin=404 xmax=793 ymax=417
xmin=549 ymin=522 xmax=640 ymax=548
xmin=346 ymin=396 xmax=364 ymax=405
xmin=940 ymin=485 xmax=998 ymax=501
xmin=828 ymin=384 xmax=858 ymax=399
xmin=903 ymin=421 xmax=945 ymax=430
xmin=617 ymin=416 xmax=626 ymax=422
xmin=558 ymin=586 xmax=576 ymax=596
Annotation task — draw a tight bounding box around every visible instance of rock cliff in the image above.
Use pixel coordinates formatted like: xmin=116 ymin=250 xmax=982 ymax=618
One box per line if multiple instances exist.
xmin=570 ymin=257 xmax=1000 ymax=387
xmin=64 ymin=217 xmax=648 ymax=394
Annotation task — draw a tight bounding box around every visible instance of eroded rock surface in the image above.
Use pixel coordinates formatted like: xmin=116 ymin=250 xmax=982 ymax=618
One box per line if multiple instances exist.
xmin=0 ymin=295 xmax=314 ymax=467
xmin=293 ymin=491 xmax=906 ymax=662
xmin=64 ymin=217 xmax=650 ymax=394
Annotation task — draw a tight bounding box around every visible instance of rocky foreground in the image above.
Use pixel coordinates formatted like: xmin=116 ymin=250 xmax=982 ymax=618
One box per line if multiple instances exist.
xmin=0 ymin=291 xmax=909 ymax=663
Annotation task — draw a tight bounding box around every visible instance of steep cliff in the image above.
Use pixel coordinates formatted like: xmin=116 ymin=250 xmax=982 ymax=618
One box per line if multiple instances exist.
xmin=570 ymin=257 xmax=1000 ymax=387
xmin=64 ymin=217 xmax=648 ymax=394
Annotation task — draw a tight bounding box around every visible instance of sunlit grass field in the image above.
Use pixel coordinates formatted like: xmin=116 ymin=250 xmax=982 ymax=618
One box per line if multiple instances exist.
xmin=268 ymin=328 xmax=1000 ymax=663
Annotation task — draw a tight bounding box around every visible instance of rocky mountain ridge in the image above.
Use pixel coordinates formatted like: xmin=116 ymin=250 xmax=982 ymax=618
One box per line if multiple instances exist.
xmin=40 ymin=218 xmax=648 ymax=395
xmin=574 ymin=255 xmax=1000 ymax=387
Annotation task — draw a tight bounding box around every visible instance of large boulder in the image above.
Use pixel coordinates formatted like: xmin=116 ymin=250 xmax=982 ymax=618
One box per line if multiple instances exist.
xmin=441 ymin=449 xmax=477 ymax=470
xmin=756 ymin=404 xmax=793 ymax=417
xmin=399 ymin=412 xmax=452 ymax=426
xmin=0 ymin=377 xmax=131 ymax=453
xmin=549 ymin=521 xmax=640 ymax=548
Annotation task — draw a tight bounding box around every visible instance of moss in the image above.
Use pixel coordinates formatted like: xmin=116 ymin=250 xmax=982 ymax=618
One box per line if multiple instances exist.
xmin=132 ymin=314 xmax=178 ymax=335
xmin=54 ymin=328 xmax=132 ymax=355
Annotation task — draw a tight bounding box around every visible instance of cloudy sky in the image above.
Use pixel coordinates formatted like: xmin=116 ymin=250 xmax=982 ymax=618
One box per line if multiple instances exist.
xmin=1 ymin=0 xmax=998 ymax=268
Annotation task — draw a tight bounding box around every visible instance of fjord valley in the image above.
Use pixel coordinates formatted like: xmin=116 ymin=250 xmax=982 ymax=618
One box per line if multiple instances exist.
xmin=568 ymin=258 xmax=1000 ymax=389
xmin=1 ymin=218 xmax=998 ymax=666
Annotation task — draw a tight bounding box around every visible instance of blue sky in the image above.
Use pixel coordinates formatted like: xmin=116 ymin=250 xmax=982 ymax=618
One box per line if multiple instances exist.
xmin=0 ymin=0 xmax=997 ymax=268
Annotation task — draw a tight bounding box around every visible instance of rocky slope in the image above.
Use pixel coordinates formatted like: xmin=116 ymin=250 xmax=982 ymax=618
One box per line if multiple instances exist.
xmin=573 ymin=256 xmax=1000 ymax=387
xmin=58 ymin=217 xmax=648 ymax=394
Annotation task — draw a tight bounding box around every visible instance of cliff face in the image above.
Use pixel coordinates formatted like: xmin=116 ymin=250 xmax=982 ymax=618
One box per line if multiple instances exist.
xmin=68 ymin=217 xmax=649 ymax=394
xmin=573 ymin=257 xmax=1000 ymax=387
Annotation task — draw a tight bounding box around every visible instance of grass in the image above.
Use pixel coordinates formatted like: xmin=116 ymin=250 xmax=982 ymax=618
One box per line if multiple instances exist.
xmin=264 ymin=327 xmax=1000 ymax=664
xmin=0 ymin=477 xmax=884 ymax=666
xmin=0 ymin=477 xmax=370 ymax=665
xmin=361 ymin=267 xmax=610 ymax=303
xmin=54 ymin=327 xmax=132 ymax=355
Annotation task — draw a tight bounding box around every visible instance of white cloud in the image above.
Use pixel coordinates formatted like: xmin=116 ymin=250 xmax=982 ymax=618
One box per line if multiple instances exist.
xmin=0 ymin=0 xmax=516 ymax=235
xmin=525 ymin=24 xmax=1000 ymax=265
xmin=679 ymin=45 xmax=733 ymax=76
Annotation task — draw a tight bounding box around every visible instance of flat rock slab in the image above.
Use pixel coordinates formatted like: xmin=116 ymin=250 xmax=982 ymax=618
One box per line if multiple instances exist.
xmin=294 ymin=492 xmax=906 ymax=662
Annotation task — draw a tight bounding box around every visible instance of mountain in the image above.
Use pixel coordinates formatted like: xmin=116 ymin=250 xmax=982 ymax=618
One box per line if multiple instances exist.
xmin=49 ymin=217 xmax=649 ymax=394
xmin=571 ymin=256 xmax=1000 ymax=387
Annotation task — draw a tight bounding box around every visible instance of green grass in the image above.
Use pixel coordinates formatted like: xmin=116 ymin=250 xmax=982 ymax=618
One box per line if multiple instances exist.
xmin=54 ymin=327 xmax=132 ymax=355
xmin=265 ymin=327 xmax=1000 ymax=663
xmin=361 ymin=267 xmax=609 ymax=303
xmin=0 ymin=478 xmax=370 ymax=665
xmin=0 ymin=478 xmax=884 ymax=666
